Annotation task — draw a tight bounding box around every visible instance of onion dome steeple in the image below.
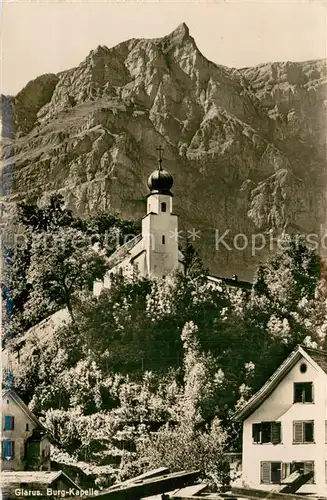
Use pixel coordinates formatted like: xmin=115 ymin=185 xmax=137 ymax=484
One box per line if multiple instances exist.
xmin=147 ymin=146 xmax=173 ymax=195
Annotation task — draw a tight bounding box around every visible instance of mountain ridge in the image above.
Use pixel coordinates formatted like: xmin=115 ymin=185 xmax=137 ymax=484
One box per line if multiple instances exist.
xmin=1 ymin=23 xmax=326 ymax=280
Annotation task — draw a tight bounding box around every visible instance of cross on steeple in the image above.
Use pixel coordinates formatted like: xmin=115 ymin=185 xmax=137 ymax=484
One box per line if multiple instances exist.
xmin=156 ymin=146 xmax=164 ymax=171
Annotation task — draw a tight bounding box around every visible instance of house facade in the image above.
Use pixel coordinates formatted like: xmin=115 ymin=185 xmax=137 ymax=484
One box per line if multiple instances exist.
xmin=234 ymin=345 xmax=327 ymax=496
xmin=1 ymin=389 xmax=51 ymax=472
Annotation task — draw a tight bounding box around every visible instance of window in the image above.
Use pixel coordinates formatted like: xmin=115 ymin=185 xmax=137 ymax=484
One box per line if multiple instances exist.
xmin=291 ymin=461 xmax=314 ymax=484
xmin=293 ymin=421 xmax=314 ymax=443
xmin=162 ymin=235 xmax=165 ymax=245
xmin=26 ymin=423 xmax=29 ymax=432
xmin=261 ymin=462 xmax=282 ymax=484
xmin=3 ymin=440 xmax=15 ymax=459
xmin=294 ymin=382 xmax=313 ymax=403
xmin=161 ymin=202 xmax=167 ymax=213
xmin=252 ymin=422 xmax=281 ymax=444
xmin=4 ymin=416 xmax=14 ymax=431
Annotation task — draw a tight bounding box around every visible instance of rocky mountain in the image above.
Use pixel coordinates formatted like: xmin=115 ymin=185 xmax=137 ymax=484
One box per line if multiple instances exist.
xmin=1 ymin=22 xmax=326 ymax=280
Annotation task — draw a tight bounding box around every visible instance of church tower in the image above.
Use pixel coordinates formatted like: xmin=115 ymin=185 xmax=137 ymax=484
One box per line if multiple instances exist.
xmin=142 ymin=149 xmax=179 ymax=278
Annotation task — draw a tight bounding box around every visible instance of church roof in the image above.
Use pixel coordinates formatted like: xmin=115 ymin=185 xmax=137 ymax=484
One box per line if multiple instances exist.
xmin=147 ymin=168 xmax=174 ymax=195
xmin=107 ymin=233 xmax=142 ymax=269
xmin=233 ymin=345 xmax=327 ymax=422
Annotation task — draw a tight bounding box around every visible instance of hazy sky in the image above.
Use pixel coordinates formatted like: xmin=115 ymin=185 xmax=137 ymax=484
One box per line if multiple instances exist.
xmin=1 ymin=0 xmax=326 ymax=95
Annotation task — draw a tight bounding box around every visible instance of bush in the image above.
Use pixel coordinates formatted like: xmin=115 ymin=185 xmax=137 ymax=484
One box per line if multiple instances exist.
xmin=128 ymin=417 xmax=230 ymax=491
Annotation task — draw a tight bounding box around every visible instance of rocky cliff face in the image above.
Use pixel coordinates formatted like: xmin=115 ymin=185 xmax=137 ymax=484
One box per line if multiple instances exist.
xmin=1 ymin=23 xmax=326 ymax=279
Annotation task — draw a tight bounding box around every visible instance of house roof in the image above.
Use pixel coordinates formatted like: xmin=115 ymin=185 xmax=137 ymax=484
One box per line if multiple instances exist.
xmin=208 ymin=274 xmax=252 ymax=290
xmin=0 ymin=471 xmax=79 ymax=488
xmin=304 ymin=347 xmax=327 ymax=374
xmin=1 ymin=389 xmax=45 ymax=430
xmin=233 ymin=345 xmax=327 ymax=422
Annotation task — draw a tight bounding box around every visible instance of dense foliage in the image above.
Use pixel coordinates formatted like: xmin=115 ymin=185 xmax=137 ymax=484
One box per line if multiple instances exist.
xmin=3 ymin=194 xmax=139 ymax=340
xmin=4 ymin=204 xmax=327 ymax=489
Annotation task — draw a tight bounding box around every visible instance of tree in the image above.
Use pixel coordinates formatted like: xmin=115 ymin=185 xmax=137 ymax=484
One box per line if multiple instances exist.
xmin=133 ymin=418 xmax=230 ymax=490
xmin=182 ymin=241 xmax=207 ymax=279
xmin=252 ymin=233 xmax=321 ymax=307
xmin=120 ymin=321 xmax=229 ymax=490
xmin=24 ymin=227 xmax=108 ymax=323
xmin=16 ymin=194 xmax=81 ymax=232
xmin=3 ymin=194 xmax=139 ymax=338
xmin=2 ymin=240 xmax=32 ymax=340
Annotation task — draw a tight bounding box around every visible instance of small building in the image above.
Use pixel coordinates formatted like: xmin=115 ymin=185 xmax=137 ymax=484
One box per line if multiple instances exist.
xmin=0 ymin=471 xmax=80 ymax=499
xmin=233 ymin=345 xmax=327 ymax=496
xmin=1 ymin=388 xmax=51 ymax=472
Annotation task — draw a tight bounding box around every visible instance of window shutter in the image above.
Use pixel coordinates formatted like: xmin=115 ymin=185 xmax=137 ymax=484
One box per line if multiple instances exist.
xmin=261 ymin=422 xmax=271 ymax=443
xmin=3 ymin=440 xmax=13 ymax=459
xmin=4 ymin=416 xmax=14 ymax=431
xmin=11 ymin=440 xmax=15 ymax=459
xmin=293 ymin=421 xmax=303 ymax=443
xmin=282 ymin=463 xmax=287 ymax=480
xmin=282 ymin=463 xmax=291 ymax=480
xmin=271 ymin=422 xmax=281 ymax=444
xmin=305 ymin=383 xmax=313 ymax=402
xmin=4 ymin=440 xmax=9 ymax=458
xmin=261 ymin=462 xmax=271 ymax=484
xmin=304 ymin=461 xmax=314 ymax=484
xmin=252 ymin=423 xmax=261 ymax=443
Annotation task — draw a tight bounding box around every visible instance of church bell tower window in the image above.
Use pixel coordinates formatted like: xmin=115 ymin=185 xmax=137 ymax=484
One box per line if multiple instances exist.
xmin=161 ymin=202 xmax=167 ymax=212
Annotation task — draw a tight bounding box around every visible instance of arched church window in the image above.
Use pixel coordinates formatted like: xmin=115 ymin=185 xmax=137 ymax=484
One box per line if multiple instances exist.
xmin=162 ymin=235 xmax=165 ymax=244
xmin=161 ymin=202 xmax=167 ymax=212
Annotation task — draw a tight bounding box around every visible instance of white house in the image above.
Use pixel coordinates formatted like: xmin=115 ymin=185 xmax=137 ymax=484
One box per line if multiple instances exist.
xmin=1 ymin=388 xmax=51 ymax=472
xmin=233 ymin=345 xmax=327 ymax=496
